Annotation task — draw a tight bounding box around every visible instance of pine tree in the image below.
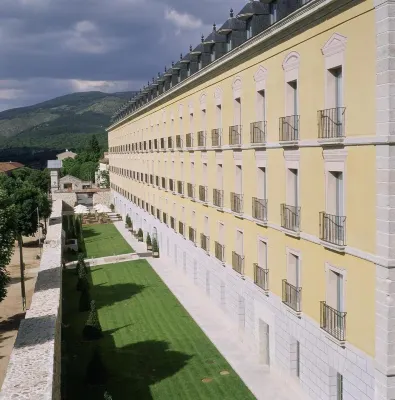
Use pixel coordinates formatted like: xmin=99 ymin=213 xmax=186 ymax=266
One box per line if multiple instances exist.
xmin=83 ymin=300 xmax=103 ymax=340
xmin=152 ymin=237 xmax=159 ymax=258
xmin=77 ymin=262 xmax=89 ymax=291
xmin=146 ymin=233 xmax=152 ymax=247
xmin=79 ymin=287 xmax=91 ymax=312
xmin=85 ymin=346 xmax=107 ymax=385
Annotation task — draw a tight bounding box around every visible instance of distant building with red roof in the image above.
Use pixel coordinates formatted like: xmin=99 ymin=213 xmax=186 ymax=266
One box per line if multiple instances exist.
xmin=0 ymin=161 xmax=24 ymax=176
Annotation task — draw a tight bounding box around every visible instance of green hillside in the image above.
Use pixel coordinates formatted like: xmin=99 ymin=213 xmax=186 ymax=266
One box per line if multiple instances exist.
xmin=0 ymin=91 xmax=135 ymax=167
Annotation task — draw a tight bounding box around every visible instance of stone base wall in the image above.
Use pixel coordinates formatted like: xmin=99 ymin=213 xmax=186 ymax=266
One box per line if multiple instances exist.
xmin=0 ymin=199 xmax=64 ymax=400
xmin=113 ymin=191 xmax=376 ymax=400
xmin=52 ymin=192 xmax=77 ymax=208
xmin=93 ymin=190 xmax=111 ymax=206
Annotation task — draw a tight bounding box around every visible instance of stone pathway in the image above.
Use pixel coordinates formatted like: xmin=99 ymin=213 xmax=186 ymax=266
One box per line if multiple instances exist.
xmin=114 ymin=222 xmax=307 ymax=400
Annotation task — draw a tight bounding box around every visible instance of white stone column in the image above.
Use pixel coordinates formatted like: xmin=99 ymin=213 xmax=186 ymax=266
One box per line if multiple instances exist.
xmin=375 ymin=1 xmax=395 ymax=399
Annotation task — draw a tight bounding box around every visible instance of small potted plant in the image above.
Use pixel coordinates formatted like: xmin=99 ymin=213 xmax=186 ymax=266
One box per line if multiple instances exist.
xmin=110 ymin=203 xmax=115 ymax=212
xmin=152 ymin=237 xmax=159 ymax=258
xmin=138 ymin=228 xmax=144 ymax=242
xmin=146 ymin=233 xmax=152 ymax=251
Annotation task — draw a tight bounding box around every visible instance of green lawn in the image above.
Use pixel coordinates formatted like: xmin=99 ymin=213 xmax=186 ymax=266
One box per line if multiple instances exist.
xmin=82 ymin=223 xmax=134 ymax=258
xmin=62 ymin=260 xmax=255 ymax=400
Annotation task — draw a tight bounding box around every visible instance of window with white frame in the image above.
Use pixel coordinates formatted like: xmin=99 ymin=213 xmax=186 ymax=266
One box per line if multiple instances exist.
xmin=216 ymin=104 xmax=222 ymax=129
xmin=246 ymin=18 xmax=253 ymax=39
xmin=270 ymin=1 xmax=278 ymax=24
xmin=257 ymin=167 xmax=267 ymax=200
xmin=286 ymin=168 xmax=298 ymax=207
xmin=216 ymin=163 xmax=223 ymax=190
xmin=258 ymin=239 xmax=267 ymax=270
xmin=287 ymin=251 xmax=300 ymax=288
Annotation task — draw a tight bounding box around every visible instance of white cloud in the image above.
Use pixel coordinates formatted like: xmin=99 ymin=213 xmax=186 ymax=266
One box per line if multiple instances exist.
xmin=69 ymin=79 xmax=137 ymax=93
xmin=0 ymin=89 xmax=24 ymax=100
xmin=165 ymin=8 xmax=203 ymax=30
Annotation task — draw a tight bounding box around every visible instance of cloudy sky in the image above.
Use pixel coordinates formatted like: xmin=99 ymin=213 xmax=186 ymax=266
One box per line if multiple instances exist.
xmin=0 ymin=0 xmax=246 ymax=112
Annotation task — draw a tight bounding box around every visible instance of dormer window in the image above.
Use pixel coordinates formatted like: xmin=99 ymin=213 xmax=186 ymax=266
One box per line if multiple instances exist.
xmin=198 ymin=55 xmax=202 ymax=70
xmin=170 ymin=79 xmax=173 ymax=88
xmin=211 ymin=45 xmax=215 ymax=62
xmin=246 ymin=18 xmax=253 ymax=40
xmin=178 ymin=70 xmax=181 ymax=83
xmin=187 ymin=63 xmax=191 ymax=77
xmin=270 ymin=1 xmax=278 ymax=24
xmin=226 ymin=33 xmax=232 ymax=52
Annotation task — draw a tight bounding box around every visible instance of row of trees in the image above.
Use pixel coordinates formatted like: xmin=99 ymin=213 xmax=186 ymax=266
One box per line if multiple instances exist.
xmin=0 ymin=167 xmax=52 ymax=307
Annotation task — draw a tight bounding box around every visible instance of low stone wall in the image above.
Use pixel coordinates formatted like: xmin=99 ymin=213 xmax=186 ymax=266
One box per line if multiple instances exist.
xmin=93 ymin=189 xmax=111 ymax=206
xmin=0 ymin=199 xmax=64 ymax=400
xmin=51 ymin=192 xmax=77 ymax=208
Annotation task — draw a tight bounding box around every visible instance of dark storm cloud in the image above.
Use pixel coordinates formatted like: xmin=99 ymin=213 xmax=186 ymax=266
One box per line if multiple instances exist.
xmin=0 ymin=0 xmax=246 ymax=111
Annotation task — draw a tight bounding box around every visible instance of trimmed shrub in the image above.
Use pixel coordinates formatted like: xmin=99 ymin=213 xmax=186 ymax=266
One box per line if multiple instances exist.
xmin=79 ymin=287 xmax=91 ymax=312
xmin=83 ymin=300 xmax=103 ymax=340
xmin=125 ymin=214 xmax=131 ymax=228
xmin=77 ymin=264 xmax=89 ymax=292
xmin=152 ymin=237 xmax=159 ymax=258
xmin=138 ymin=228 xmax=143 ymax=241
xmin=146 ymin=233 xmax=152 ymax=246
xmin=85 ymin=346 xmax=107 ymax=385
xmin=110 ymin=203 xmax=115 ymax=212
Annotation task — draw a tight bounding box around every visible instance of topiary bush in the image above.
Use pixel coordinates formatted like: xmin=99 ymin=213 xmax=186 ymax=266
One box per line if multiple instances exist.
xmin=125 ymin=214 xmax=131 ymax=228
xmin=152 ymin=237 xmax=159 ymax=258
xmin=110 ymin=203 xmax=115 ymax=212
xmin=138 ymin=228 xmax=143 ymax=242
xmin=85 ymin=346 xmax=107 ymax=385
xmin=77 ymin=264 xmax=89 ymax=292
xmin=83 ymin=300 xmax=103 ymax=340
xmin=146 ymin=233 xmax=152 ymax=250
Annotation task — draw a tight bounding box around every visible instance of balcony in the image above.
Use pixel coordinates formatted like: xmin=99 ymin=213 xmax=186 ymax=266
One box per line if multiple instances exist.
xmin=279 ymin=115 xmax=299 ymax=143
xmin=170 ymin=216 xmax=176 ymax=230
xmin=200 ymin=234 xmax=210 ymax=253
xmin=199 ymin=185 xmax=208 ymax=203
xmin=179 ymin=221 xmax=185 ymax=237
xmin=319 ymin=212 xmax=346 ymax=249
xmin=155 ymin=176 xmax=159 ymax=187
xmin=187 ymin=183 xmax=195 ymax=199
xmin=230 ymin=192 xmax=243 ymax=214
xmin=186 ymin=133 xmax=194 ymax=149
xmin=320 ymin=301 xmax=346 ymax=344
xmin=197 ymin=131 xmax=206 ymax=148
xmin=160 ymin=138 xmax=166 ymax=150
xmin=150 ymin=206 xmax=155 ymax=215
xmin=156 ymin=209 xmax=161 ymax=221
xmin=149 ymin=174 xmax=154 ymax=185
xmin=213 ymin=189 xmax=224 ymax=209
xmin=250 ymin=121 xmax=267 ymax=145
xmin=232 ymin=251 xmax=244 ymax=275
xmin=280 ymin=204 xmax=300 ymax=233
xmin=318 ymin=107 xmax=345 ymax=142
xmin=169 ymin=179 xmax=175 ymax=192
xmin=229 ymin=125 xmax=242 ymax=146
xmin=188 ymin=227 xmax=196 ymax=244
xmin=167 ymin=136 xmax=174 ymax=151
xmin=282 ymin=280 xmax=302 ymax=313
xmin=176 ymin=135 xmax=183 ymax=149
xmin=177 ymin=180 xmax=184 ymax=196
xmin=211 ymin=128 xmax=222 ymax=147
xmin=161 ymin=177 xmax=167 ymax=190
xmin=215 ymin=241 xmax=225 ymax=262
xmin=252 ymin=198 xmax=267 ymax=223
xmin=163 ymin=212 xmax=168 ymax=225
xmin=254 ymin=264 xmax=269 ymax=292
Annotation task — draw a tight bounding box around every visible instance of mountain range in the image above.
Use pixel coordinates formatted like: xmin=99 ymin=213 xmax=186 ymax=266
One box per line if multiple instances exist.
xmin=0 ymin=91 xmax=135 ymax=167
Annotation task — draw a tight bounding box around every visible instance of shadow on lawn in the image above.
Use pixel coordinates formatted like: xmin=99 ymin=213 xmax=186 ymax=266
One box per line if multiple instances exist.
xmin=103 ymin=339 xmax=192 ymax=399
xmin=81 ymin=228 xmax=102 ymax=239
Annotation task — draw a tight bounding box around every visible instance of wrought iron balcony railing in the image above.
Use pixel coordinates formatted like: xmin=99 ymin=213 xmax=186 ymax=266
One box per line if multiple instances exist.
xmin=215 ymin=241 xmax=225 ymax=262
xmin=232 ymin=251 xmax=244 ymax=275
xmin=320 ymin=301 xmax=346 ymax=342
xmin=319 ymin=212 xmax=346 ymax=247
xmin=211 ymin=128 xmax=222 ymax=147
xmin=252 ymin=197 xmax=267 ymax=222
xmin=200 ymin=234 xmax=210 ymax=252
xmin=188 ymin=227 xmax=196 ymax=244
xmin=213 ymin=189 xmax=224 ymax=208
xmin=176 ymin=135 xmax=183 ymax=149
xmin=179 ymin=221 xmax=185 ymax=237
xmin=281 ymin=204 xmax=300 ymax=232
xmin=186 ymin=133 xmax=194 ymax=148
xmin=177 ymin=180 xmax=184 ymax=195
xmin=230 ymin=192 xmax=243 ymax=214
xmin=167 ymin=136 xmax=174 ymax=150
xmin=279 ymin=115 xmax=299 ymax=142
xmin=254 ymin=264 xmax=269 ymax=291
xmin=187 ymin=183 xmax=195 ymax=199
xmin=318 ymin=107 xmax=346 ymax=139
xmin=199 ymin=185 xmax=208 ymax=202
xmin=170 ymin=216 xmax=176 ymax=230
xmin=169 ymin=179 xmax=175 ymax=192
xmin=161 ymin=177 xmax=167 ymax=190
xmin=229 ymin=125 xmax=242 ymax=146
xmin=197 ymin=131 xmax=206 ymax=147
xmin=282 ymin=279 xmax=302 ymax=312
xmin=250 ymin=121 xmax=267 ymax=144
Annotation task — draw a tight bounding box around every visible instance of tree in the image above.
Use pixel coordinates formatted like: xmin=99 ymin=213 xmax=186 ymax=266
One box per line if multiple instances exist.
xmin=89 ymin=135 xmax=101 ymax=156
xmin=98 ymin=170 xmax=110 ymax=189
xmin=0 ymin=190 xmax=16 ymax=302
xmin=83 ymin=300 xmax=103 ymax=340
xmin=103 ymin=392 xmax=112 ymax=400
xmin=146 ymin=233 xmax=152 ymax=250
xmin=85 ymin=346 xmax=107 ymax=385
xmin=79 ymin=161 xmax=97 ymax=182
xmin=152 ymin=237 xmax=159 ymax=258
xmin=37 ymin=191 xmax=52 ymax=231
xmin=77 ymin=262 xmax=89 ymax=291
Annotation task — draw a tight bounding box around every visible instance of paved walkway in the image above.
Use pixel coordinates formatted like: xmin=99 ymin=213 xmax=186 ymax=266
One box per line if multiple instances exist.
xmin=114 ymin=221 xmax=307 ymax=400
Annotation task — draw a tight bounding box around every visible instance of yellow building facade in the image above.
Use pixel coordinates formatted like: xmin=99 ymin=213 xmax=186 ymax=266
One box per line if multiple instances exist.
xmin=108 ymin=1 xmax=395 ymax=399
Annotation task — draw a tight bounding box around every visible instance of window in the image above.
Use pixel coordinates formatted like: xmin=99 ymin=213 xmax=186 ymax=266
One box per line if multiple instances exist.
xmin=328 ymin=66 xmax=344 ymax=134
xmin=191 ymin=162 xmax=195 ymax=184
xmin=187 ymin=63 xmax=191 ymax=77
xmin=198 ymin=54 xmax=202 ymax=70
xmin=189 ymin=112 xmax=194 ymax=132
xmin=327 ymin=171 xmax=343 ymax=216
xmin=257 ymin=90 xmax=266 ymax=122
xmin=328 ymin=269 xmax=344 ymax=312
xmin=219 ymin=222 xmax=224 ymax=244
xmin=287 ymin=80 xmax=298 ymax=116
xmin=287 ymin=168 xmax=298 ymax=207
xmin=217 ymin=164 xmax=223 ymax=189
xmin=226 ymin=33 xmax=232 ymax=52
xmin=337 ymin=373 xmax=343 ymax=400
xmin=201 ymin=109 xmax=207 ymax=132
xmin=287 ymin=252 xmax=300 ymax=288
xmin=236 ymin=230 xmax=243 ymax=256
xmin=246 ymin=18 xmax=253 ymax=39
xmin=235 ymin=165 xmax=242 ymax=194
xmin=234 ymin=98 xmax=242 ymax=126
xmin=270 ymin=1 xmax=278 ymax=24
xmin=210 ymin=45 xmax=215 ymax=62
xmin=178 ymin=69 xmax=181 ymax=83
xmin=216 ymin=104 xmax=222 ymax=129
xmin=257 ymin=167 xmax=267 ymax=200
